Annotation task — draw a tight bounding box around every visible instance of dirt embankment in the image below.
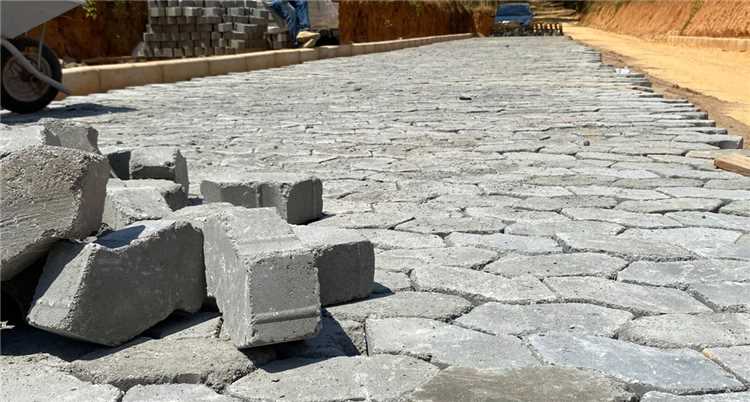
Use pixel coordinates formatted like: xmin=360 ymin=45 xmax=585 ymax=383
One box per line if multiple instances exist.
xmin=25 ymin=2 xmax=147 ymax=62
xmin=339 ymin=0 xmax=494 ymax=44
xmin=579 ymin=0 xmax=750 ymax=38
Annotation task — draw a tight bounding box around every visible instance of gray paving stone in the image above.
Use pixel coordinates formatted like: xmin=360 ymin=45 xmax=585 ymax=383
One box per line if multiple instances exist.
xmin=144 ymin=312 xmax=222 ymax=341
xmin=704 ymin=346 xmax=750 ymax=385
xmin=227 ymin=355 xmax=438 ymax=402
xmin=1 ymin=361 xmax=122 ymax=402
xmin=530 ymin=332 xmax=745 ymax=395
xmin=568 ymin=185 xmax=669 ymax=200
xmin=412 ymin=265 xmax=555 ymax=304
xmin=557 ymin=233 xmax=695 ymax=261
xmin=108 ymin=178 xmax=187 ymax=210
xmin=203 ymin=206 xmax=320 ymax=348
xmin=505 ymin=219 xmax=624 ymax=237
xmin=465 ymin=206 xmax=570 ymax=223
xmin=612 ymin=177 xmax=704 ymax=189
xmin=545 ymin=276 xmax=712 ymax=316
xmin=665 ymin=211 xmax=750 ymax=232
xmin=70 ymin=337 xmax=276 ymax=391
xmin=110 ymin=147 xmax=190 ymax=194
xmin=409 ymin=366 xmax=635 ymax=402
xmin=561 ymin=207 xmax=681 ymax=228
xmin=619 ymin=227 xmax=743 ymax=257
xmin=275 ymin=315 xmax=364 ymax=359
xmin=480 ymin=182 xmax=573 ymax=197
xmin=689 ymin=282 xmax=750 ymax=313
xmin=445 ymin=232 xmax=562 ymax=254
xmin=165 ymin=202 xmax=237 ymax=231
xmin=325 ymin=291 xmax=471 ymax=322
xmin=641 ymin=391 xmax=750 ymax=401
xmin=705 ymin=177 xmax=750 ymax=190
xmin=619 ymin=313 xmax=750 ymax=349
xmin=703 ymin=234 xmax=750 ymax=261
xmin=102 ymin=186 xmax=173 ymax=229
xmin=509 ymin=195 xmax=619 ymax=211
xmin=1 ymin=146 xmax=109 ymax=280
xmin=123 ymin=384 xmax=241 ymax=402
xmin=617 ymin=198 xmax=723 ymax=214
xmin=721 ymin=200 xmax=750 ymax=217
xmin=27 ymin=220 xmax=205 ymax=346
xmin=455 ymin=302 xmax=633 ymax=336
xmin=293 ymin=225 xmax=374 ymax=306
xmin=372 ymin=270 xmax=411 ymax=294
xmin=618 ymin=260 xmax=750 ymax=288
xmin=375 ymin=247 xmax=497 ymax=273
xmin=309 ymin=210 xmax=413 ymax=229
xmin=395 ymin=215 xmax=506 ymax=235
xmin=485 ymin=252 xmax=627 ymax=278
xmin=357 ymin=228 xmax=444 ymax=250
xmin=201 ymin=172 xmax=323 ymax=224
xmin=658 ymin=187 xmax=750 ymax=201
xmin=366 ymin=317 xmax=540 ymax=370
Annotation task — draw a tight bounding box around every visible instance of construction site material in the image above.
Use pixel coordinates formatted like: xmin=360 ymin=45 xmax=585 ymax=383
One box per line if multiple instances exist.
xmin=0 ymin=361 xmax=123 ymax=402
xmin=0 ymin=145 xmax=108 ymax=280
xmin=202 ymin=206 xmax=320 ymax=348
xmin=102 ymin=185 xmax=173 ymax=229
xmin=109 ymin=147 xmax=190 ymax=194
xmin=714 ymin=154 xmax=750 ymax=176
xmin=27 ymin=220 xmax=205 ymax=346
xmin=43 ymin=120 xmax=101 ymax=154
xmin=108 ymin=178 xmax=188 ymax=211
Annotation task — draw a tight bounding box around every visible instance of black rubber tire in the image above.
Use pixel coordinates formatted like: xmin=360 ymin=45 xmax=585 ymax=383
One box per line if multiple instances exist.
xmin=1 ymin=37 xmax=62 ymax=114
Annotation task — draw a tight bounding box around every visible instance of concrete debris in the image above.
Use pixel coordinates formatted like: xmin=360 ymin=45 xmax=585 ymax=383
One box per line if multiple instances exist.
xmin=108 ymin=147 xmax=189 ymax=194
xmin=43 ymin=120 xmax=102 ymax=154
xmin=123 ymin=384 xmax=241 ymax=402
xmin=27 ymin=220 xmax=205 ymax=346
xmin=108 ymin=178 xmax=187 ymax=210
xmin=1 ymin=360 xmax=123 ymax=402
xmin=1 ymin=145 xmax=109 ymax=280
xmin=102 ymin=185 xmax=173 ymax=230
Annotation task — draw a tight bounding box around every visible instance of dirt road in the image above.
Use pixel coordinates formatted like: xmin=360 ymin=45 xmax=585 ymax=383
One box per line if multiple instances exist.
xmin=566 ymin=24 xmax=750 ymax=147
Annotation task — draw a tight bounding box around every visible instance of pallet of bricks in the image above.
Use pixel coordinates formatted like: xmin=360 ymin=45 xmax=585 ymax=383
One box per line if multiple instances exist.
xmin=144 ymin=0 xmax=272 ymax=58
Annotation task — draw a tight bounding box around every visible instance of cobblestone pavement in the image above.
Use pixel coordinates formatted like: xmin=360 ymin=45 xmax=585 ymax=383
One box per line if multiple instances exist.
xmin=3 ymin=37 xmax=750 ymax=401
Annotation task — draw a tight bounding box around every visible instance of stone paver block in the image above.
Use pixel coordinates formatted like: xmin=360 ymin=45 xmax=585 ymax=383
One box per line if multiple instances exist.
xmin=618 ymin=259 xmax=750 ymax=288
xmin=165 ymin=202 xmax=236 ymax=231
xmin=641 ymin=391 xmax=750 ymax=401
xmin=366 ymin=317 xmax=540 ymax=370
xmin=1 ymin=361 xmax=122 ymax=402
xmin=102 ymin=186 xmax=173 ymax=229
xmin=376 ymin=247 xmax=497 ymax=273
xmin=658 ymin=187 xmax=750 ymax=201
xmin=505 ymin=219 xmax=624 ymax=237
xmin=108 ymin=178 xmax=187 ymax=210
xmin=309 ymin=210 xmax=413 ymax=229
xmin=409 ymin=366 xmax=635 ymax=402
xmin=109 ymin=147 xmax=189 ymax=194
xmin=395 ymin=216 xmax=506 ymax=235
xmin=721 ymin=200 xmax=750 ymax=217
xmin=293 ymin=225 xmax=374 ymax=306
xmin=512 ymin=195 xmax=619 ymax=211
xmin=456 ymin=302 xmax=633 ymax=337
xmin=545 ymin=276 xmax=712 ymax=316
xmin=619 ymin=313 xmax=750 ymax=349
xmin=203 ymin=206 xmax=320 ymax=348
xmin=666 ymin=211 xmax=750 ymax=232
xmin=530 ymin=332 xmax=745 ymax=395
xmin=325 ymin=291 xmax=471 ymax=322
xmin=465 ymin=206 xmax=569 ymax=224
xmin=704 ymin=345 xmax=750 ymax=385
xmin=43 ymin=120 xmax=101 ymax=154
xmin=558 ymin=233 xmax=695 ymax=261
xmin=70 ymin=337 xmax=276 ymax=391
xmin=201 ymin=172 xmax=323 ymax=224
xmin=619 ymin=227 xmax=742 ymax=257
xmin=412 ymin=265 xmax=555 ymax=304
xmin=485 ymin=252 xmax=627 ymax=278
xmin=144 ymin=312 xmax=222 ymax=341
xmin=372 ymin=270 xmax=411 ymax=294
xmin=275 ymin=315 xmax=364 ymax=359
xmin=568 ymin=185 xmax=669 ymax=200
xmin=445 ymin=232 xmax=562 ymax=254
xmin=689 ymin=282 xmax=750 ymax=313
xmin=1 ymin=146 xmax=109 ymax=280
xmin=562 ymin=207 xmax=681 ymax=229
xmin=227 ymin=355 xmax=438 ymax=402
xmin=617 ymin=198 xmax=723 ymax=214
xmin=357 ymin=228 xmax=444 ymax=250
xmin=123 ymin=384 xmax=241 ymax=402
xmin=27 ymin=220 xmax=205 ymax=346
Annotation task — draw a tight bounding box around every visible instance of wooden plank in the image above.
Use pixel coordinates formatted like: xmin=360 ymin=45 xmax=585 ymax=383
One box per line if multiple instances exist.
xmin=714 ymin=153 xmax=750 ymax=176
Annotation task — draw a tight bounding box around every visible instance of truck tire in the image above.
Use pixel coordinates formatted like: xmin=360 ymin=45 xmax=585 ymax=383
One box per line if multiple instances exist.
xmin=1 ymin=37 xmax=62 ymax=114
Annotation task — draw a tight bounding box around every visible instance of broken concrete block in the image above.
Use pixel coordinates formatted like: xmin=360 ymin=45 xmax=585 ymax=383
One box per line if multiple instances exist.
xmin=1 ymin=146 xmax=109 ymax=280
xmin=43 ymin=120 xmax=101 ymax=154
xmin=201 ymin=172 xmax=323 ymax=224
xmin=292 ymin=225 xmax=374 ymax=306
xmin=27 ymin=220 xmax=205 ymax=346
xmin=0 ymin=125 xmax=59 ymax=156
xmin=108 ymin=178 xmax=187 ymax=210
xmin=203 ymin=206 xmax=320 ymax=348
xmin=1 ymin=360 xmax=123 ymax=402
xmin=108 ymin=147 xmax=189 ymax=193
xmin=102 ymin=185 xmax=173 ymax=230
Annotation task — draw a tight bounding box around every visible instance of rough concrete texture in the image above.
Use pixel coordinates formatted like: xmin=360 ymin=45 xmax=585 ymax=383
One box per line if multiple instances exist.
xmin=366 ymin=317 xmax=540 ymax=370
xmin=109 ymin=147 xmax=189 ymax=194
xmin=166 ymin=202 xmax=237 ymax=231
xmin=0 ymin=145 xmax=109 ymax=280
xmin=704 ymin=346 xmax=750 ymax=385
xmin=275 ymin=315 xmax=365 ymax=358
xmin=6 ymin=36 xmax=749 ymax=398
xmin=0 ymin=125 xmax=60 ymax=156
xmin=102 ymin=185 xmax=173 ymax=229
xmin=641 ymin=391 xmax=750 ymax=401
xmin=227 ymin=355 xmax=438 ymax=401
xmin=27 ymin=220 xmax=205 ymax=346
xmin=292 ymin=225 xmax=374 ymax=306
xmin=144 ymin=312 xmax=222 ymax=341
xmin=456 ymin=302 xmax=633 ymax=337
xmin=43 ymin=120 xmax=101 ymax=154
xmin=203 ymin=206 xmax=320 ymax=348
xmin=485 ymin=252 xmax=627 ymax=278
xmin=372 ymin=270 xmax=411 ymax=294
xmin=201 ymin=172 xmax=323 ymax=224
xmin=1 ymin=360 xmax=122 ymax=402
xmin=108 ymin=178 xmax=187 ymax=210
xmin=618 ymin=259 xmax=750 ymax=288
xmin=409 ymin=366 xmax=636 ymax=402
xmin=619 ymin=313 xmax=750 ymax=349
xmin=530 ymin=332 xmax=744 ymax=395
xmin=123 ymin=384 xmax=241 ymax=402
xmin=70 ymin=337 xmax=276 ymax=391
xmin=689 ymin=281 xmax=750 ymax=312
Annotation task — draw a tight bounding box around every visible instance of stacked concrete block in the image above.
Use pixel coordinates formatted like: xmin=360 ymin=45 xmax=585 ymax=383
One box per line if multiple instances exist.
xmin=27 ymin=220 xmax=206 ymax=346
xmin=0 ymin=122 xmax=100 ymax=156
xmin=202 ymin=206 xmax=320 ymax=348
xmin=1 ymin=146 xmax=109 ymax=280
xmin=201 ymin=172 xmax=323 ymax=224
xmin=144 ymin=0 xmax=270 ymax=58
xmin=108 ymin=147 xmax=190 ymax=194
xmin=108 ymin=178 xmax=188 ymax=211
xmin=292 ymin=225 xmax=374 ymax=306
xmin=102 ymin=185 xmax=174 ymax=230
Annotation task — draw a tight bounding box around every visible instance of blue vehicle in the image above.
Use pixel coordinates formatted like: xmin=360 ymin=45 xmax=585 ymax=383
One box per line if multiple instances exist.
xmin=492 ymin=2 xmax=562 ymax=36
xmin=495 ymin=2 xmax=534 ymax=28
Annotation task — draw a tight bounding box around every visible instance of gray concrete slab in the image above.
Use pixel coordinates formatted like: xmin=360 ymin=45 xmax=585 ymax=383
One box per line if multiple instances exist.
xmin=1 ymin=361 xmax=122 ymax=402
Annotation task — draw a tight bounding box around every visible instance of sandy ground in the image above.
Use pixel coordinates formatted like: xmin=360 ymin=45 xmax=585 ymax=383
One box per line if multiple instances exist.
xmin=566 ymin=25 xmax=750 ymax=147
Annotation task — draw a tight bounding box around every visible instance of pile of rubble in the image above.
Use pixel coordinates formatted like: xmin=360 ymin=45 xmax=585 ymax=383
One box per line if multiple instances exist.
xmin=0 ymin=122 xmax=374 ymax=354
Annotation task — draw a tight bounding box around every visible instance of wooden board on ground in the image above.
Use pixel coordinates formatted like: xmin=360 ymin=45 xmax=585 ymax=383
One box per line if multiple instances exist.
xmin=715 ymin=153 xmax=750 ymax=176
